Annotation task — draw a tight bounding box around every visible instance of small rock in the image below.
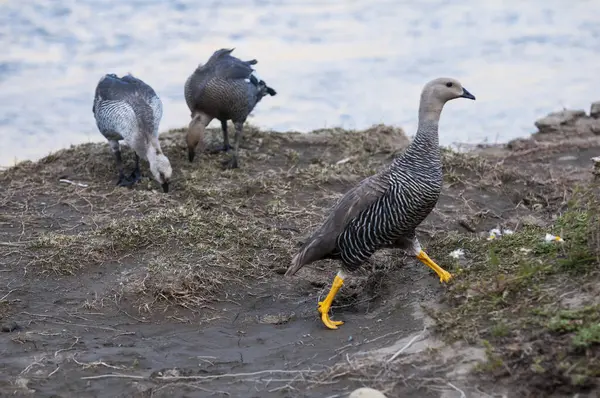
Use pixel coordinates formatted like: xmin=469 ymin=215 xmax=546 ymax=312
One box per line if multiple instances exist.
xmin=1 ymin=321 xmax=20 ymax=333
xmin=507 ymin=137 xmax=537 ymax=151
xmin=521 ymin=215 xmax=546 ymax=228
xmin=591 ymin=101 xmax=600 ymax=119
xmin=534 ymin=109 xmax=587 ymax=134
xmin=457 ymin=217 xmax=476 ymax=232
xmin=258 ymin=312 xmax=295 ymax=325
xmin=349 ymin=388 xmax=387 ymax=398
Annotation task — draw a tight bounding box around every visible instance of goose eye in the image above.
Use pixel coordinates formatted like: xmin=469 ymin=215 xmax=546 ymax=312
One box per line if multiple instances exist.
xmin=446 ymin=82 xmax=453 ymax=88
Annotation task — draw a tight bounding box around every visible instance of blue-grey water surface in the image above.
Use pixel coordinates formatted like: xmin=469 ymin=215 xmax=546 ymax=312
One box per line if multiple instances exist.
xmin=1 ymin=0 xmax=599 ymax=166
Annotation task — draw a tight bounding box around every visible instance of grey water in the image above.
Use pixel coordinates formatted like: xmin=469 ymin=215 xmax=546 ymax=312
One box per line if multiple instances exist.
xmin=1 ymin=0 xmax=599 ymax=166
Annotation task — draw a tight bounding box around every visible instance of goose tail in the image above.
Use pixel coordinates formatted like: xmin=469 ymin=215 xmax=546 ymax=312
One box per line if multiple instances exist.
xmin=285 ymin=252 xmax=306 ymax=277
xmin=285 ymin=239 xmax=323 ymax=276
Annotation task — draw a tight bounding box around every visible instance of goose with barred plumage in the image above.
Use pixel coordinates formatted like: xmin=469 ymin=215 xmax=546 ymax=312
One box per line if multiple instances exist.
xmin=184 ymin=48 xmax=277 ymax=169
xmin=285 ymin=77 xmax=476 ymax=330
xmin=93 ymin=73 xmax=172 ymax=193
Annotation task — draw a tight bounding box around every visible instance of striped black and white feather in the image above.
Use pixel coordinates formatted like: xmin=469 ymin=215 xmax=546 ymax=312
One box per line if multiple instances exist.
xmin=93 ymin=73 xmax=172 ymax=191
xmin=93 ymin=73 xmax=162 ymax=142
xmin=286 ymin=77 xmax=475 ymax=276
xmin=334 ymin=123 xmax=443 ymax=271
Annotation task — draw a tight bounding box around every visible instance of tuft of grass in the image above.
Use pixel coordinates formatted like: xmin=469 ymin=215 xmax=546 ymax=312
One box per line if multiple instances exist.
xmin=26 ymin=233 xmax=113 ymax=275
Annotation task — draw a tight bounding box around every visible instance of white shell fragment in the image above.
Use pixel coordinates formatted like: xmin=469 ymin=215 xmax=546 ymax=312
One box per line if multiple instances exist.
xmin=336 ymin=157 xmax=352 ymax=165
xmin=449 ymin=248 xmax=465 ymax=259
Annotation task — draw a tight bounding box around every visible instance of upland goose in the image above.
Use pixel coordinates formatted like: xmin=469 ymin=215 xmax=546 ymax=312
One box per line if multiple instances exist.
xmin=184 ymin=48 xmax=276 ymax=169
xmin=93 ymin=73 xmax=172 ymax=192
xmin=286 ymin=77 xmax=476 ymax=329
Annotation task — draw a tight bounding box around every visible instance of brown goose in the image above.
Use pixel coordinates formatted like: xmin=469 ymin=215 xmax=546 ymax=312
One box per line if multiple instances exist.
xmin=285 ymin=77 xmax=476 ymax=330
xmin=184 ymin=48 xmax=276 ymax=169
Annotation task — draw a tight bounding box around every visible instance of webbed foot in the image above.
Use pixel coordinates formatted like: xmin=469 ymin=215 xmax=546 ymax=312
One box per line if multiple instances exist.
xmin=318 ymin=301 xmax=344 ymax=329
xmin=416 ymin=250 xmax=453 ymax=283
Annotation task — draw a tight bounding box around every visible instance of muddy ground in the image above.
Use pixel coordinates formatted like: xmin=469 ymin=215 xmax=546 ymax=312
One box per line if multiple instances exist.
xmin=1 ymin=106 xmax=600 ymax=398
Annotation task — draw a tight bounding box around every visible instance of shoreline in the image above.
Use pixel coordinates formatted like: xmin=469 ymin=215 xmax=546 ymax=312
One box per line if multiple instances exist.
xmin=4 ymin=99 xmax=600 ymax=170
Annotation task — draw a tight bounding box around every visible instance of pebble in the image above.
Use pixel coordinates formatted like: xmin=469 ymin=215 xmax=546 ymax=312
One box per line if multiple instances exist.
xmin=348 ymin=387 xmax=387 ymax=398
xmin=534 ymin=109 xmax=587 ymax=133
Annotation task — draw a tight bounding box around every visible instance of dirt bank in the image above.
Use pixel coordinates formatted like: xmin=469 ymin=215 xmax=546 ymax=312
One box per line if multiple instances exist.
xmin=1 ymin=105 xmax=599 ymax=397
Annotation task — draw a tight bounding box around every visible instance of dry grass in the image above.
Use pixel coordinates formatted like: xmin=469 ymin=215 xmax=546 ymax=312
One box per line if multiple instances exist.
xmin=0 ymin=123 xmax=409 ymax=309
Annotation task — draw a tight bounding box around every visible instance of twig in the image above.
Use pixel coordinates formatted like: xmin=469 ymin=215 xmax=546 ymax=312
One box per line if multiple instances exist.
xmin=119 ymin=308 xmax=149 ymax=323
xmin=59 ymin=179 xmax=89 ymax=188
xmin=386 ymin=326 xmax=427 ymax=363
xmin=0 ymin=241 xmax=27 ymax=247
xmin=20 ymin=356 xmax=47 ymax=375
xmin=458 ymin=219 xmax=476 ymax=233
xmin=55 ymin=336 xmax=80 ymax=357
xmin=447 ymin=382 xmax=466 ymax=398
xmin=72 ymin=357 xmax=126 ymax=371
xmin=81 ymin=373 xmax=145 ymax=380
xmin=363 ymin=330 xmax=404 ymax=344
xmin=0 ymin=288 xmax=17 ymax=301
xmin=48 ymin=366 xmax=60 ymax=377
xmin=329 ymin=343 xmax=354 ymax=360
xmin=155 ymin=369 xmax=318 ymax=381
xmin=21 ymin=312 xmax=70 ymax=323
xmin=268 ymin=383 xmax=298 ymax=393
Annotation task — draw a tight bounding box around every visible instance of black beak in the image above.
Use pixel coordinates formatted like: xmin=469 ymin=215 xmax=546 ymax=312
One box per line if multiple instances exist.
xmin=188 ymin=148 xmax=195 ymax=163
xmin=461 ymin=88 xmax=476 ymax=100
xmin=162 ymin=182 xmax=169 ymax=193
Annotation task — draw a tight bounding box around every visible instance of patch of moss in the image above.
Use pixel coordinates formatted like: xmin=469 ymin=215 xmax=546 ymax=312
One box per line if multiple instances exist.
xmin=573 ymin=323 xmax=600 ymax=348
